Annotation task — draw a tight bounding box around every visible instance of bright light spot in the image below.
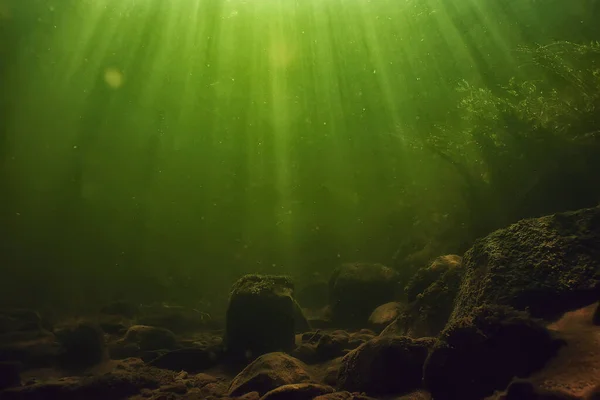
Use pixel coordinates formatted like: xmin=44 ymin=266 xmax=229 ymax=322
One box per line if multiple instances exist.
xmin=104 ymin=67 xmax=124 ymax=89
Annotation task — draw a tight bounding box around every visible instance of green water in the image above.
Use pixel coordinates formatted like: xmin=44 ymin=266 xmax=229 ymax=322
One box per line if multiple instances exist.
xmin=1 ymin=0 xmax=599 ymax=311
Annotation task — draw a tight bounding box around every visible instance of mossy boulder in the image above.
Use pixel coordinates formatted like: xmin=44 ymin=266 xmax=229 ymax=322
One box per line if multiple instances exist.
xmin=423 ymin=305 xmax=565 ymax=400
xmin=329 ymin=263 xmax=400 ymax=328
xmin=452 ymin=206 xmax=600 ymax=322
xmin=404 ymin=255 xmax=462 ymax=302
xmin=383 ymin=256 xmax=464 ymax=338
xmin=224 ymin=275 xmax=308 ymax=360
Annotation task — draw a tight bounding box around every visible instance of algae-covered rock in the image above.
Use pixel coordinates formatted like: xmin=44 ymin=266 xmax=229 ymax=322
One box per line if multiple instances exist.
xmin=423 ymin=304 xmax=565 ymax=400
xmin=329 ymin=263 xmax=400 ymax=328
xmin=452 ymin=206 xmax=600 ymax=322
xmin=224 ymin=274 xmax=306 ymax=359
xmin=404 ymin=255 xmax=462 ymax=302
xmin=383 ymin=256 xmax=464 ymax=338
xmin=228 ymin=352 xmax=313 ymax=397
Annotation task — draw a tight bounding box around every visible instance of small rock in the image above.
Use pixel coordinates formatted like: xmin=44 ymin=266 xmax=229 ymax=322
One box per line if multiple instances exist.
xmin=323 ymin=364 xmax=340 ymax=386
xmin=123 ymin=325 xmax=177 ymax=351
xmin=236 ymin=392 xmax=261 ymax=400
xmin=301 ymin=331 xmax=323 ymax=344
xmin=260 ymin=383 xmax=335 ymax=400
xmin=191 ymin=372 xmax=219 ymax=388
xmin=314 ymin=392 xmax=378 ymax=400
xmin=149 ymin=347 xmax=221 ymax=372
xmin=316 ymin=333 xmax=348 ymax=361
xmin=291 ymin=344 xmax=318 ymax=364
xmin=159 ymin=383 xmax=188 ymax=394
xmin=228 ymin=352 xmax=313 ymax=397
xmin=98 ymin=315 xmax=130 ymax=335
xmin=368 ymin=302 xmax=404 ymax=333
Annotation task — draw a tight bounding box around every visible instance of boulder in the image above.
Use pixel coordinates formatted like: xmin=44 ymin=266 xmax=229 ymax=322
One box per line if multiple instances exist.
xmin=404 ymin=255 xmax=462 ymax=302
xmin=224 ymin=275 xmax=305 ymax=359
xmin=228 ymin=352 xmax=313 ymax=397
xmin=423 ymin=304 xmax=565 ymax=400
xmin=452 ymin=206 xmax=600 ymax=322
xmin=329 ymin=263 xmax=400 ymax=328
xmin=260 ymin=383 xmax=335 ymax=400
xmin=383 ymin=257 xmax=464 ymax=338
xmin=337 ymin=335 xmax=434 ymax=395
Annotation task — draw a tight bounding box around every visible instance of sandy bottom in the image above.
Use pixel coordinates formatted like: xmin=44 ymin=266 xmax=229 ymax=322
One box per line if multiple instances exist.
xmin=529 ymin=303 xmax=600 ymax=397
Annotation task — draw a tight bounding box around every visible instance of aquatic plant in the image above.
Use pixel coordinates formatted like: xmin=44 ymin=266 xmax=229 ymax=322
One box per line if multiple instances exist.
xmin=418 ymin=40 xmax=600 ymax=242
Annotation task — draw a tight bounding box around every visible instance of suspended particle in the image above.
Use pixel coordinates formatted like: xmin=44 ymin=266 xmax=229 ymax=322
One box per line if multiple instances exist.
xmin=104 ymin=67 xmax=124 ymax=89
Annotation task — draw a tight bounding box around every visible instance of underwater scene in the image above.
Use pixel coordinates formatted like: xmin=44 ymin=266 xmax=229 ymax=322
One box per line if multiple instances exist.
xmin=1 ymin=0 xmax=600 ymax=398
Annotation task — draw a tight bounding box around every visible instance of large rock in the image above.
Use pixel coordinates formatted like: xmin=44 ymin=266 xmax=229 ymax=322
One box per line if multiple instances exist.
xmin=452 ymin=206 xmax=600 ymax=322
xmin=423 ymin=305 xmax=565 ymax=400
xmin=228 ymin=352 xmax=313 ymax=397
xmin=383 ymin=256 xmax=464 ymax=338
xmin=404 ymin=255 xmax=462 ymax=302
xmin=224 ymin=275 xmax=308 ymax=360
xmin=329 ymin=263 xmax=400 ymax=327
xmin=337 ymin=335 xmax=434 ymax=396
